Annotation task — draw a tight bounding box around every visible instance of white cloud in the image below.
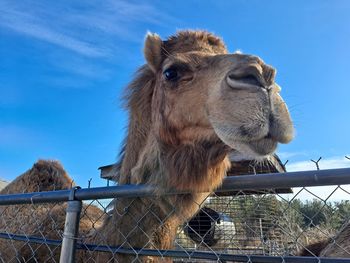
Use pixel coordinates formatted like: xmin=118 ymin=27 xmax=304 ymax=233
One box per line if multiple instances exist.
xmin=0 ymin=0 xmax=175 ymax=58
xmin=49 ymin=55 xmax=114 ymax=80
xmin=277 ymin=151 xmax=308 ymax=160
xmin=0 ymin=168 xmax=12 ymax=185
xmin=0 ymin=0 xmax=176 ymax=85
xmin=0 ymin=3 xmax=107 ymax=57
xmin=280 ymin=185 xmax=350 ymax=203
xmin=286 ymin=155 xmax=350 ymax=172
xmin=279 ymin=155 xmax=350 ymax=202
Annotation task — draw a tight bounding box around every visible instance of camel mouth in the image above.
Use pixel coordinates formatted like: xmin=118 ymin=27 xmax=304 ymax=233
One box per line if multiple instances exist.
xmin=247 ymin=137 xmax=278 ymax=156
xmin=231 ymin=137 xmax=278 ymax=159
xmin=210 ymin=123 xmax=279 ymax=159
xmin=241 ymin=127 xmax=292 ymax=157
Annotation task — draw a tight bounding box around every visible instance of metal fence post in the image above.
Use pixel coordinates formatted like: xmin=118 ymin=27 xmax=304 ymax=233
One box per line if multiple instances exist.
xmin=59 ymin=187 xmax=82 ymax=263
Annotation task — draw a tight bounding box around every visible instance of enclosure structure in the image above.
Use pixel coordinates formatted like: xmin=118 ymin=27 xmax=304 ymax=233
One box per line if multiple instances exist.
xmin=98 ymin=154 xmax=293 ymax=260
xmin=1 ymin=167 xmax=350 ymax=262
xmin=172 ymin=154 xmax=290 ymax=258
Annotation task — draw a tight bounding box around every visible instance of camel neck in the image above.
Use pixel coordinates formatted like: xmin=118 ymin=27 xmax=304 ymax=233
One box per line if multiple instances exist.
xmin=128 ymin=134 xmax=231 ymax=193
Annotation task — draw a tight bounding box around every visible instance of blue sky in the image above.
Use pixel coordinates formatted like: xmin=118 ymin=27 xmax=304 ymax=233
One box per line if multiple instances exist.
xmin=1 ymin=0 xmax=350 ymax=188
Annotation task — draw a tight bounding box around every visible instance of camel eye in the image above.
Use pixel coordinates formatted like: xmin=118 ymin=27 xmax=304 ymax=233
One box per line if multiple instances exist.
xmin=163 ymin=67 xmax=178 ymax=81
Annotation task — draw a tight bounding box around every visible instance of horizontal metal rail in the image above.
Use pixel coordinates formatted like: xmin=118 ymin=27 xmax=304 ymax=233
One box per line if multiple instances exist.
xmin=1 ymin=168 xmax=350 ymax=205
xmin=0 ymin=232 xmax=61 ymax=246
xmin=1 ymin=233 xmax=349 ymax=263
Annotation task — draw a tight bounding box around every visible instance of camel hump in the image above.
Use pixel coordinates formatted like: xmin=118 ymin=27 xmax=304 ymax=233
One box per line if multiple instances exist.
xmin=0 ymin=159 xmax=74 ymax=194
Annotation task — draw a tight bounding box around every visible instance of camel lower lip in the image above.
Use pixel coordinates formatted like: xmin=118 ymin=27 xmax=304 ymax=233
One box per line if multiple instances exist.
xmin=223 ymin=137 xmax=278 ymax=159
xmin=248 ymin=137 xmax=277 ymax=156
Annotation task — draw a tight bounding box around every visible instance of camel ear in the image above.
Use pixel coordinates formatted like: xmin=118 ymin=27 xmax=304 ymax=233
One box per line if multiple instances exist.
xmin=144 ymin=32 xmax=163 ymax=73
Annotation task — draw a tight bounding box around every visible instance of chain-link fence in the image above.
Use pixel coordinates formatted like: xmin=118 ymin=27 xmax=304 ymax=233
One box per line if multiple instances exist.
xmin=1 ymin=158 xmax=350 ymax=262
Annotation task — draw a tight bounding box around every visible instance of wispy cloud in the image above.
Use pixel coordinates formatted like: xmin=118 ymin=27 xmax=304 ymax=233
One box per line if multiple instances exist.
xmin=281 ymin=185 xmax=350 ymax=203
xmin=49 ymin=54 xmax=114 ymax=80
xmin=286 ymin=155 xmax=350 ymax=172
xmin=0 ymin=166 xmax=13 ymax=182
xmin=277 ymin=155 xmax=350 ymax=202
xmin=0 ymin=0 xmax=176 ymax=88
xmin=0 ymin=2 xmax=107 ymax=57
xmin=277 ymin=151 xmax=308 ymax=160
xmin=0 ymin=0 xmax=175 ymax=58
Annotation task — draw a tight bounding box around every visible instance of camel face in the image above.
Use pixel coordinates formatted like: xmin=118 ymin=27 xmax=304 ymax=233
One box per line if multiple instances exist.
xmin=206 ymin=53 xmax=294 ymax=157
xmin=145 ymin=32 xmax=293 ymax=158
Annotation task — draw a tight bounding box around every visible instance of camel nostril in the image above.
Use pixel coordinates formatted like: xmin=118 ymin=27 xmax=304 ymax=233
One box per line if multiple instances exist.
xmin=226 ymin=72 xmax=264 ymax=90
xmin=228 ymin=74 xmax=261 ymax=86
xmin=263 ymin=65 xmax=276 ymax=85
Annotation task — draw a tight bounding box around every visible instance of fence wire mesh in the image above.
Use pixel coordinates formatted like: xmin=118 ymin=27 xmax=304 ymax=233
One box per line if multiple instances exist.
xmin=0 ymin=157 xmax=350 ymax=262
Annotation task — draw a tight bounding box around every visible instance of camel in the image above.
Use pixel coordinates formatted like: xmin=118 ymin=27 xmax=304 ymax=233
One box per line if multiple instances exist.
xmin=0 ymin=30 xmax=293 ymax=262
xmin=300 ymin=221 xmax=350 ymax=258
xmin=0 ymin=160 xmax=105 ymax=262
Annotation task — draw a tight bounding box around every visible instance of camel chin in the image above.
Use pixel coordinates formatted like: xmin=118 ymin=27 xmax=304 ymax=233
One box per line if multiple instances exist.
xmin=232 ymin=139 xmax=278 ymax=159
xmin=212 ymin=128 xmax=278 ymax=159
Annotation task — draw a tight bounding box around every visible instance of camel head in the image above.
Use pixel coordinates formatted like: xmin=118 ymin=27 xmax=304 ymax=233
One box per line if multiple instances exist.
xmin=143 ymin=31 xmax=293 ymax=159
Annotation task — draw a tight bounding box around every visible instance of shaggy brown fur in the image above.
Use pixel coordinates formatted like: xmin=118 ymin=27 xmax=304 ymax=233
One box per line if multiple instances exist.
xmin=300 ymin=221 xmax=350 ymax=258
xmin=299 ymin=239 xmax=331 ymax=257
xmin=0 ymin=160 xmax=104 ymax=262
xmin=0 ymin=30 xmax=293 ymax=262
xmin=1 ymin=159 xmax=73 ymax=194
